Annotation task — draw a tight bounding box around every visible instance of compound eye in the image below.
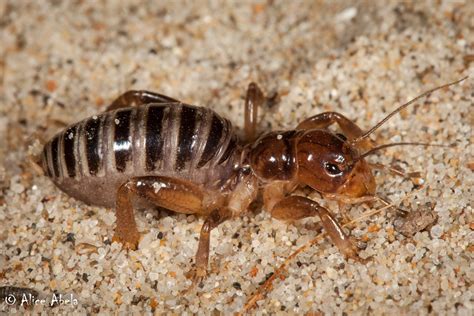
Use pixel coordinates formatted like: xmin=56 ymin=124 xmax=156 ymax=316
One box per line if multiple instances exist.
xmin=336 ymin=133 xmax=347 ymax=141
xmin=324 ymin=162 xmax=342 ymax=176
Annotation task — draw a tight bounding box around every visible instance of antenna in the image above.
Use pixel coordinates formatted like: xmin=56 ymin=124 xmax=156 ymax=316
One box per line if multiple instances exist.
xmin=351 ymin=76 xmax=468 ymax=146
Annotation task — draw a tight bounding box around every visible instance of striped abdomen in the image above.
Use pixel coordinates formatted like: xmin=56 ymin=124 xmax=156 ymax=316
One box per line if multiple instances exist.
xmin=42 ymin=104 xmax=239 ymax=206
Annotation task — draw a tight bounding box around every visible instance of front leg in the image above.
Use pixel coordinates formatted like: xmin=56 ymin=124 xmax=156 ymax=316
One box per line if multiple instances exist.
xmin=296 ymin=112 xmax=373 ymax=151
xmin=296 ymin=112 xmax=363 ymax=138
xmin=270 ymin=195 xmax=362 ymax=261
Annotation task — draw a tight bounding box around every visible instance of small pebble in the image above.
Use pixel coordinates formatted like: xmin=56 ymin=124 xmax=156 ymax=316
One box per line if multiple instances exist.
xmin=430 ymin=225 xmax=444 ymax=239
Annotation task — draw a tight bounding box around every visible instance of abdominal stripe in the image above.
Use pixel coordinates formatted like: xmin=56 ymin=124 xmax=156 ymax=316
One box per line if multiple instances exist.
xmin=51 ymin=136 xmax=61 ymax=178
xmin=63 ymin=125 xmax=77 ymax=177
xmin=145 ymin=105 xmax=165 ymax=171
xmin=176 ymin=105 xmax=198 ymax=171
xmin=42 ymin=146 xmax=52 ymax=177
xmin=84 ymin=116 xmax=102 ymax=175
xmin=197 ymin=113 xmax=224 ymax=168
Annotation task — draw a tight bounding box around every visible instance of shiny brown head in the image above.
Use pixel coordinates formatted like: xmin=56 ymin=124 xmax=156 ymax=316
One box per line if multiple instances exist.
xmin=248 ymin=129 xmax=375 ymax=198
xmin=296 ymin=129 xmax=375 ymax=197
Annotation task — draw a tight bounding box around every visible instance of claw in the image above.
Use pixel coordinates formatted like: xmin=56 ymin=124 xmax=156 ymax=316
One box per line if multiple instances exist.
xmin=341 ymin=237 xmax=371 ymax=264
xmin=112 ymin=232 xmax=140 ymax=250
xmin=356 ymin=255 xmax=372 ymax=264
xmin=183 ymin=266 xmax=208 ymax=293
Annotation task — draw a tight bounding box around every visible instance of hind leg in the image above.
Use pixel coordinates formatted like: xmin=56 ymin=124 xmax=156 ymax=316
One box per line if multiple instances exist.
xmin=113 ymin=176 xmax=232 ymax=284
xmin=106 ymin=90 xmax=180 ymax=111
xmin=113 ymin=176 xmax=212 ymax=248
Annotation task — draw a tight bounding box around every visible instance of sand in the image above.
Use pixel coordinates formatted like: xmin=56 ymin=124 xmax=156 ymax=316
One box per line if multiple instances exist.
xmin=0 ymin=1 xmax=472 ymax=314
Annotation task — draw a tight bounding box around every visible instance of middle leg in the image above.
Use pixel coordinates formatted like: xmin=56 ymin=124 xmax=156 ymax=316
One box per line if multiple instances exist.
xmin=189 ymin=208 xmax=232 ymax=285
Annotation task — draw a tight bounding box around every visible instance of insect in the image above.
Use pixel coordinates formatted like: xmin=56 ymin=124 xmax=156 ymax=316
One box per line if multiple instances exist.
xmin=40 ymin=77 xmax=466 ymax=284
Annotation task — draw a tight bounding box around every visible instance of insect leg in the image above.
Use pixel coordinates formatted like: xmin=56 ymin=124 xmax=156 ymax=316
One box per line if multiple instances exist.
xmin=189 ymin=208 xmax=232 ymax=285
xmin=106 ymin=90 xmax=180 ymax=111
xmin=113 ymin=176 xmax=210 ymax=249
xmin=296 ymin=111 xmax=363 ymax=138
xmin=244 ymin=82 xmax=265 ymax=142
xmin=296 ymin=111 xmax=374 ymax=151
xmin=270 ymin=195 xmax=364 ymax=261
xmin=188 ymin=174 xmax=258 ymax=286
